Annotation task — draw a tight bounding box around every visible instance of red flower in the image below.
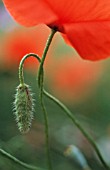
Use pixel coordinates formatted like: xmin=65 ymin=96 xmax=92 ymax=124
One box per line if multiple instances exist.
xmin=3 ymin=0 xmax=110 ymax=60
xmin=1 ymin=25 xmax=50 ymax=71
xmin=47 ymin=56 xmax=102 ymax=103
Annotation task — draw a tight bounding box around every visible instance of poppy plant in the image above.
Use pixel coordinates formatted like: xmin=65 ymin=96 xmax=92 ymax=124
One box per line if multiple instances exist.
xmin=2 ymin=0 xmax=110 ymax=61
xmin=2 ymin=2 xmax=110 ymax=170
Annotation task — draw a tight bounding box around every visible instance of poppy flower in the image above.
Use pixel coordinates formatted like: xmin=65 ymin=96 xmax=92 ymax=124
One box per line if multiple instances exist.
xmin=47 ymin=56 xmax=102 ymax=103
xmin=1 ymin=25 xmax=50 ymax=71
xmin=2 ymin=0 xmax=110 ymax=61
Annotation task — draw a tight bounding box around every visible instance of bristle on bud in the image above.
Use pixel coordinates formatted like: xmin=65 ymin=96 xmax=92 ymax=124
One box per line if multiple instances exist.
xmin=13 ymin=84 xmax=34 ymax=134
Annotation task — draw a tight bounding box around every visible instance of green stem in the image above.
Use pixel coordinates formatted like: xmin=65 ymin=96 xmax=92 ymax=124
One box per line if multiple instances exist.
xmin=0 ymin=148 xmax=46 ymax=170
xmin=37 ymin=29 xmax=56 ymax=170
xmin=19 ymin=53 xmax=41 ymax=85
xmin=38 ymin=28 xmax=56 ymax=87
xmin=43 ymin=90 xmax=110 ymax=170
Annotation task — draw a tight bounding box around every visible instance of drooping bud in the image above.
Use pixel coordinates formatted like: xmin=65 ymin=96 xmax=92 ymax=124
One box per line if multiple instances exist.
xmin=13 ymin=83 xmax=34 ymax=134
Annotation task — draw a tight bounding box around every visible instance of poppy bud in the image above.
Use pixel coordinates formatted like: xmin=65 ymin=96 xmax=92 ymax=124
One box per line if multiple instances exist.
xmin=13 ymin=83 xmax=34 ymax=134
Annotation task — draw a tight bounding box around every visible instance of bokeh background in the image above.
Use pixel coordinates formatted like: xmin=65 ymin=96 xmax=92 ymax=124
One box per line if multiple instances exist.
xmin=0 ymin=1 xmax=110 ymax=170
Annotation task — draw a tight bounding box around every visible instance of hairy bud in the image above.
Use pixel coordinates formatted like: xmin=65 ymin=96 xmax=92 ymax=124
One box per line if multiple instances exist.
xmin=13 ymin=84 xmax=34 ymax=134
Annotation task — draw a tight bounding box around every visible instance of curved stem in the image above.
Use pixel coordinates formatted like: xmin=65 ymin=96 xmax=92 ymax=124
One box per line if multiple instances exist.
xmin=19 ymin=53 xmax=41 ymax=85
xmin=37 ymin=29 xmax=56 ymax=170
xmin=43 ymin=90 xmax=110 ymax=170
xmin=0 ymin=148 xmax=46 ymax=170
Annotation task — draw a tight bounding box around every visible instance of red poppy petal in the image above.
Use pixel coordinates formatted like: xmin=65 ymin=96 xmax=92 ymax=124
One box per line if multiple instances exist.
xmin=64 ymin=22 xmax=110 ymax=60
xmin=4 ymin=0 xmax=110 ymax=27
xmin=45 ymin=0 xmax=110 ymax=23
xmin=3 ymin=0 xmax=57 ymax=26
